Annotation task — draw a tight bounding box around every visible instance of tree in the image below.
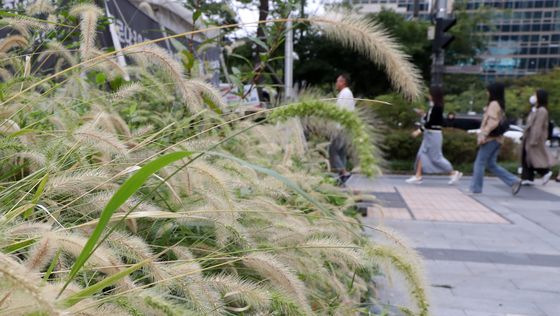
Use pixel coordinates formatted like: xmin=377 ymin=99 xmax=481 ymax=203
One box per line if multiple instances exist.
xmin=506 ymin=68 xmax=560 ymax=122
xmin=446 ymin=0 xmax=492 ymax=65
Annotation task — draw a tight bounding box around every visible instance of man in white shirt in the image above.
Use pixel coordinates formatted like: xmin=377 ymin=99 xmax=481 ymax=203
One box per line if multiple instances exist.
xmin=330 ymin=74 xmax=355 ymax=185
xmin=336 ymin=75 xmax=355 ymax=111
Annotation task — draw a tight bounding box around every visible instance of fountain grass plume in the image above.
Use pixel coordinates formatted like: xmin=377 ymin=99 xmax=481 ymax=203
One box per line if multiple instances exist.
xmin=366 ymin=244 xmax=430 ymax=316
xmin=0 ymin=35 xmax=28 ymax=53
xmin=242 ymin=252 xmax=310 ymax=313
xmin=269 ymin=100 xmax=379 ymax=176
xmin=310 ymin=10 xmax=423 ymax=101
xmin=69 ymin=4 xmax=103 ymax=61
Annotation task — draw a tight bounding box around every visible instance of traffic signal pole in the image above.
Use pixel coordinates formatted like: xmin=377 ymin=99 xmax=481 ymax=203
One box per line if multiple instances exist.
xmin=431 ymin=0 xmax=450 ymax=88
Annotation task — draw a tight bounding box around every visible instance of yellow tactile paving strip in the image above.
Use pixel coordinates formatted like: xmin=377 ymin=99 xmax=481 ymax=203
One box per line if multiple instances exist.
xmin=396 ymin=186 xmax=508 ymax=224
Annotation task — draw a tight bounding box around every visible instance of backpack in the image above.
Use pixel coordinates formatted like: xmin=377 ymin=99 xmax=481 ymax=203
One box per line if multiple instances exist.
xmin=488 ymin=110 xmax=510 ymax=137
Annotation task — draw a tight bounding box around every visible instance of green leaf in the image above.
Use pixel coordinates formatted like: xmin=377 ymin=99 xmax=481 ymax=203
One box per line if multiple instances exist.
xmin=59 ymin=151 xmax=191 ymax=297
xmin=60 ymin=259 xmax=149 ymax=307
xmin=25 ymin=174 xmax=49 ymax=219
xmin=128 ymin=103 xmax=137 ymax=116
xmin=7 ymin=128 xmax=38 ymax=139
xmin=248 ymin=36 xmax=269 ymax=51
xmin=207 ymin=151 xmax=333 ymax=216
xmin=95 ymin=72 xmax=106 ymax=85
xmin=193 ymin=10 xmax=202 ymax=23
xmin=181 ymin=50 xmax=195 ymax=71
xmin=231 ymin=67 xmax=241 ymax=75
xmin=229 ymin=53 xmax=253 ymax=68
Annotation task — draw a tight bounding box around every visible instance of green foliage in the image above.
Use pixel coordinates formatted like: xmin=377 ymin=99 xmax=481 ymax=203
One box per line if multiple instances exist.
xmin=63 ymin=151 xmax=192 ymax=295
xmin=444 ymin=68 xmax=560 ymax=123
xmin=0 ymin=4 xmax=430 ymax=315
xmin=373 ymin=93 xmax=426 ymax=129
xmin=505 ymin=68 xmax=560 ymax=122
xmin=371 ymin=9 xmax=432 ymax=80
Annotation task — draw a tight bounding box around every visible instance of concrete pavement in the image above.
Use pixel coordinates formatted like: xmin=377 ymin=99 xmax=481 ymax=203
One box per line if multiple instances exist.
xmin=348 ymin=175 xmax=560 ymax=316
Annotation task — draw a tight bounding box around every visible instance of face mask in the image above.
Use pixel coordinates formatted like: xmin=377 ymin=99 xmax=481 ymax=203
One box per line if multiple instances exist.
xmin=428 ymin=101 xmax=434 ymax=107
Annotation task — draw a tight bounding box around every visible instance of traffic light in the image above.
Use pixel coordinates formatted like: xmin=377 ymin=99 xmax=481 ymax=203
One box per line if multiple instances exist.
xmin=432 ymin=17 xmax=457 ymax=54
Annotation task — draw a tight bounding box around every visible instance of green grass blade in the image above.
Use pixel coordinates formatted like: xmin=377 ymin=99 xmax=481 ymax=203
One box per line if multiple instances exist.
xmin=43 ymin=250 xmax=61 ymax=284
xmin=60 ymin=259 xmax=149 ymax=308
xmin=59 ymin=151 xmax=191 ymax=297
xmin=25 ymin=174 xmax=49 ymax=219
xmin=3 ymin=203 xmax=36 ymax=224
xmin=2 ymin=238 xmax=37 ymax=253
xmin=207 ymin=151 xmax=333 ymax=216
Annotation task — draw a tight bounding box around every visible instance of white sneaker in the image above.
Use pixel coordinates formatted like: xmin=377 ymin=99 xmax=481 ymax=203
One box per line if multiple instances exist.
xmin=448 ymin=171 xmax=463 ymax=185
xmin=521 ymin=180 xmax=534 ymax=186
xmin=405 ymin=176 xmax=423 ymax=184
xmin=542 ymin=171 xmax=553 ymax=186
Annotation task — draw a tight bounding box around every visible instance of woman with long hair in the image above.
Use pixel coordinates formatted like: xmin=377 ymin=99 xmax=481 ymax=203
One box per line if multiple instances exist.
xmin=469 ymin=82 xmax=522 ymax=195
xmin=521 ymin=89 xmax=553 ymax=185
xmin=406 ymin=86 xmax=462 ymax=184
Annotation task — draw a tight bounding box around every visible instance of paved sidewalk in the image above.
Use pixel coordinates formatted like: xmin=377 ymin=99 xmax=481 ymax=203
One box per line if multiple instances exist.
xmin=348 ymin=175 xmax=560 ymax=316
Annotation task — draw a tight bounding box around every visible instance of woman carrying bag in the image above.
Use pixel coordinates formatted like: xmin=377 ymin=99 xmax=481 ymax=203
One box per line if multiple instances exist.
xmin=522 ymin=89 xmax=554 ymax=185
xmin=406 ymin=86 xmax=462 ymax=184
xmin=469 ymin=83 xmax=522 ymax=195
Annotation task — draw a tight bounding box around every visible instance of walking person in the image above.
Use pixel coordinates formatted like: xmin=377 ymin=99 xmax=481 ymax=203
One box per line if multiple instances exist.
xmin=406 ymin=86 xmax=463 ymax=184
xmin=469 ymin=83 xmax=522 ymax=195
xmin=521 ymin=89 xmax=553 ymax=185
xmin=330 ymin=73 xmax=355 ymax=185
xmin=520 ymin=94 xmax=537 ymax=185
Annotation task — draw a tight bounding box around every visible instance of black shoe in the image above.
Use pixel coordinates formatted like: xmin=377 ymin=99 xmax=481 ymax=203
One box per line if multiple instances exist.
xmin=336 ymin=173 xmax=352 ymax=186
xmin=512 ymin=180 xmax=522 ymax=196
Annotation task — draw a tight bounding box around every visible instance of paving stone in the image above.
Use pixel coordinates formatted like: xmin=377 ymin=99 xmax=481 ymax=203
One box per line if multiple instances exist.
xmin=358 ymin=175 xmax=560 ymax=316
xmin=430 ymin=307 xmax=468 ymax=316
xmin=536 ymin=302 xmax=560 ymax=316
xmin=367 ymin=206 xmax=412 ymax=220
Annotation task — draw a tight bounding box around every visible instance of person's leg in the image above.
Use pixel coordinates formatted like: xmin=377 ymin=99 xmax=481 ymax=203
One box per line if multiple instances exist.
xmin=415 ymin=159 xmax=423 ymax=178
xmin=521 ymin=148 xmax=535 ymax=181
xmin=535 ymin=167 xmax=553 ymax=185
xmin=486 ymin=141 xmax=519 ymax=187
xmin=329 ymin=135 xmax=345 ymax=173
xmin=534 ymin=168 xmax=550 ymax=177
xmin=470 ymin=143 xmax=492 ymax=193
xmin=337 ymin=136 xmax=350 ymax=177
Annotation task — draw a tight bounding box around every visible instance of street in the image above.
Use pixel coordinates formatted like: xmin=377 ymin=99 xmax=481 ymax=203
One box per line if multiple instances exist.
xmin=349 ymin=175 xmax=560 ymax=316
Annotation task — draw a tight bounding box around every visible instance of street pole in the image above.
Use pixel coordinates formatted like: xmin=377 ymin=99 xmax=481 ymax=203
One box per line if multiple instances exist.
xmin=431 ymin=0 xmax=447 ymax=87
xmin=413 ymin=0 xmax=420 ymax=19
xmin=284 ymin=17 xmax=294 ymax=102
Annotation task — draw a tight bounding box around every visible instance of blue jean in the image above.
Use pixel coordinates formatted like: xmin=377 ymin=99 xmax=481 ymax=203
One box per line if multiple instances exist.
xmin=470 ymin=140 xmax=519 ymax=193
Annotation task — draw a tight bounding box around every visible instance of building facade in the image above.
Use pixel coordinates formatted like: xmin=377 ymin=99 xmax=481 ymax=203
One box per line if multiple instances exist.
xmin=469 ymin=0 xmax=560 ymax=77
xmin=352 ymin=0 xmax=560 ymax=78
xmin=351 ymin=0 xmax=434 ymax=18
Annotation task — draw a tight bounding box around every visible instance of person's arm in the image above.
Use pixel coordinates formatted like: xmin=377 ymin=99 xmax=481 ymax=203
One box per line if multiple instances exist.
xmin=480 ymin=102 xmax=501 ymax=137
